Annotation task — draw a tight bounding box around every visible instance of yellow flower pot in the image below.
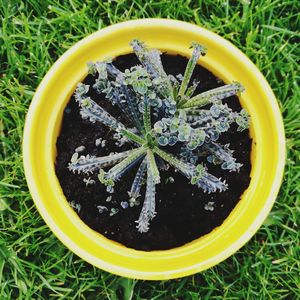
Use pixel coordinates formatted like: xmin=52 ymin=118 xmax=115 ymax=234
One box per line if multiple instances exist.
xmin=23 ymin=19 xmax=285 ymax=280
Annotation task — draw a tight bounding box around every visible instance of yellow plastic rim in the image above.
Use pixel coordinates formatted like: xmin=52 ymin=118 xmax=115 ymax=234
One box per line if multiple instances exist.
xmin=23 ymin=19 xmax=285 ymax=280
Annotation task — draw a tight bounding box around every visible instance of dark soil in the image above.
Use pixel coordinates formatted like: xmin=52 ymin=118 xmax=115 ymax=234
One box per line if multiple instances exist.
xmin=55 ymin=53 xmax=251 ymax=251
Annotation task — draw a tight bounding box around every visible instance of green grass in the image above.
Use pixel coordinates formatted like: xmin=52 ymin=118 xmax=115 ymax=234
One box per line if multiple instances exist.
xmin=0 ymin=0 xmax=299 ymax=299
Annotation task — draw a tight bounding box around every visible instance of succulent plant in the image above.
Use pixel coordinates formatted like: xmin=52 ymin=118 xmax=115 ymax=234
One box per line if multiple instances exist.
xmin=68 ymin=40 xmax=249 ymax=233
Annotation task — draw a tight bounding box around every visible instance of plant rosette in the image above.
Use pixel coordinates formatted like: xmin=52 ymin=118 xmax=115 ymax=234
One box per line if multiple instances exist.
xmin=23 ymin=19 xmax=285 ymax=280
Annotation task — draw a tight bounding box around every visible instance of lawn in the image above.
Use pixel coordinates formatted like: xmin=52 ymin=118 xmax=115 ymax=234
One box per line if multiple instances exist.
xmin=0 ymin=0 xmax=299 ymax=299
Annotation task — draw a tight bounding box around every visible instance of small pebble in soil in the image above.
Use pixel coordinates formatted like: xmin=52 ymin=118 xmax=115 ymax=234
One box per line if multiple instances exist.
xmin=106 ymin=185 xmax=114 ymax=193
xmin=121 ymin=201 xmax=129 ymax=209
xmin=83 ymin=177 xmax=95 ymax=186
xmin=110 ymin=207 xmax=119 ymax=216
xmin=97 ymin=205 xmax=108 ymax=213
xmin=75 ymin=145 xmax=85 ymax=153
xmin=70 ymin=152 xmax=79 ymax=163
xmin=105 ymin=196 xmax=112 ymax=202
xmin=165 ymin=176 xmax=174 ymax=184
xmin=95 ymin=138 xmax=102 ymax=147
xmin=113 ymin=132 xmax=128 ymax=147
xmin=164 ymin=163 xmax=170 ymax=171
xmin=129 ymin=198 xmax=140 ymax=207
xmin=64 ymin=107 xmax=71 ymax=114
xmin=204 ymin=202 xmax=215 ymax=211
xmin=69 ymin=200 xmax=81 ymax=213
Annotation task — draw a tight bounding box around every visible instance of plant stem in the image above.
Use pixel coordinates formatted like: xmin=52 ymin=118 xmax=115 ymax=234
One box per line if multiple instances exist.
xmin=121 ymin=129 xmax=146 ymax=145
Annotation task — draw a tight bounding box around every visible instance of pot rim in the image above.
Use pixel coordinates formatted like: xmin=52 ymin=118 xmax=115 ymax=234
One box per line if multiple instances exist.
xmin=23 ymin=19 xmax=285 ymax=280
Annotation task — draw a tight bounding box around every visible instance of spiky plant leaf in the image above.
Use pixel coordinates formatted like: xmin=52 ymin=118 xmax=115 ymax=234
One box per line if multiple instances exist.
xmin=147 ymin=150 xmax=160 ymax=184
xmin=105 ymin=147 xmax=147 ymax=182
xmin=204 ymin=142 xmax=243 ymax=172
xmin=130 ymin=39 xmax=174 ymax=100
xmin=142 ymin=96 xmax=151 ymax=133
xmin=136 ymin=155 xmax=157 ymax=233
xmin=154 ymin=146 xmax=195 ymax=178
xmin=75 ymin=83 xmax=125 ymax=131
xmin=68 ymin=149 xmax=140 ymax=174
xmin=181 ymin=82 xmax=244 ymax=109
xmin=178 ymin=42 xmax=206 ymax=99
xmin=120 ymin=128 xmax=145 ymax=145
xmin=185 ymin=79 xmax=200 ymax=97
xmin=128 ymin=157 xmax=147 ymax=200
xmin=154 ymin=146 xmax=227 ymax=193
xmin=91 ymin=62 xmax=144 ymax=131
xmin=194 ymin=168 xmax=228 ymax=193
